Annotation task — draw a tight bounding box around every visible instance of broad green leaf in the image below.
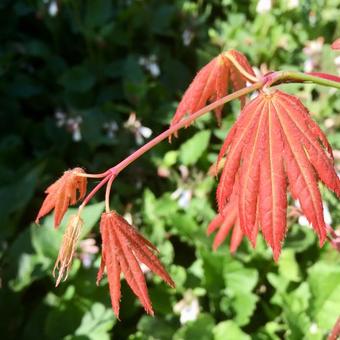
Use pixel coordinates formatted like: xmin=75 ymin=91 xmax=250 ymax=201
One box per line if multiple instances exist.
xmin=173 ymin=314 xmax=215 ymax=340
xmin=72 ymin=303 xmax=115 ymax=340
xmin=179 ymin=130 xmax=211 ymax=165
xmin=308 ymin=261 xmax=340 ymax=330
xmin=170 ymin=265 xmax=187 ymax=291
xmin=213 ymin=320 xmax=250 ymax=340
xmin=9 ymin=253 xmax=48 ymax=292
xmin=59 ymin=65 xmax=96 ymax=93
xmin=137 ymin=316 xmax=176 ymax=340
xmin=281 ymin=282 xmax=312 ymax=339
xmin=163 ymin=150 xmax=178 ymax=167
xmin=0 ymin=165 xmax=41 ymax=220
xmin=223 ymin=262 xmax=259 ymax=326
xmin=278 ymin=249 xmax=301 ymax=282
xmin=201 ymin=249 xmax=226 ymax=296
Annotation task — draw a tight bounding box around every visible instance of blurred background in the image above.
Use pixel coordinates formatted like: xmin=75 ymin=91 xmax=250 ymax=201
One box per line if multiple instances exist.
xmin=0 ymin=0 xmax=340 ymax=339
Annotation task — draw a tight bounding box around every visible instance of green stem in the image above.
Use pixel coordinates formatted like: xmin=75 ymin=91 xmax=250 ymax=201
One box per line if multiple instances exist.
xmin=266 ymin=71 xmax=340 ymax=89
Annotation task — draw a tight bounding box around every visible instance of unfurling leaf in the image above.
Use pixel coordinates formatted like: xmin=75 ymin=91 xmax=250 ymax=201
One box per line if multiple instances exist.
xmin=54 ymin=214 xmax=83 ymax=286
xmin=97 ymin=211 xmax=175 ymax=318
xmin=216 ymin=90 xmax=340 ymax=260
xmin=171 ymin=50 xmax=255 ymax=128
xmin=36 ymin=168 xmax=87 ymax=228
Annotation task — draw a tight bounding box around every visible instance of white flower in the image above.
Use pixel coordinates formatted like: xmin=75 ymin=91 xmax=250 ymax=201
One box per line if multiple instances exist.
xmin=139 ymin=55 xmax=160 ymax=77
xmin=103 ymin=121 xmax=118 ymax=139
xmin=309 ymin=322 xmax=318 ymax=334
xmin=79 ymin=238 xmax=99 ymax=268
xmin=182 ymin=29 xmax=194 ymax=46
xmin=55 ymin=111 xmax=83 ymax=142
xmin=171 ymin=188 xmax=192 ymax=209
xmin=287 ymin=0 xmax=299 ymax=9
xmin=48 ymin=1 xmax=58 ymax=16
xmin=303 ymin=38 xmax=324 ymax=72
xmin=335 ymin=56 xmax=340 ymax=75
xmin=256 ymin=0 xmax=272 ymax=13
xmin=124 ymin=112 xmax=153 ymax=145
xmin=173 ymin=290 xmax=200 ymax=324
xmin=296 ymin=201 xmax=332 ymax=227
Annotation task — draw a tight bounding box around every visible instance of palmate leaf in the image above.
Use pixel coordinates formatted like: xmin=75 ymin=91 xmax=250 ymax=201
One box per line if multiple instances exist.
xmin=97 ymin=211 xmax=175 ymax=318
xmin=35 ymin=168 xmax=87 ymax=228
xmin=171 ymin=50 xmax=255 ymax=127
xmin=216 ymin=90 xmax=340 ymax=260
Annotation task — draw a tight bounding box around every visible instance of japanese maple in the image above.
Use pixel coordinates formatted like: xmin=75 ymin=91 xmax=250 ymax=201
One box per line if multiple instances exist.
xmin=36 ymin=38 xmax=340 ymax=318
xmin=97 ymin=211 xmax=175 ymax=318
xmin=36 ymin=167 xmax=87 ymax=228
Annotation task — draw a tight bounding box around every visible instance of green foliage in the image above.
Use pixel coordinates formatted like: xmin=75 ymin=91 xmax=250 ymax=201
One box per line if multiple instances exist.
xmin=0 ymin=0 xmax=339 ymax=339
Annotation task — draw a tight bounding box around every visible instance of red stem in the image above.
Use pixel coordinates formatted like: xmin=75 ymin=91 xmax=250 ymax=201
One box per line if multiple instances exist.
xmin=79 ymin=174 xmax=112 ymax=212
xmin=111 ymin=82 xmax=263 ymax=175
xmin=79 ymin=81 xmax=263 ymax=209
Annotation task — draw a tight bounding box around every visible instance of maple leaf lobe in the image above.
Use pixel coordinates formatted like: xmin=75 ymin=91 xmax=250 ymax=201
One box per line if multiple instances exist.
xmin=97 ymin=211 xmax=174 ymax=318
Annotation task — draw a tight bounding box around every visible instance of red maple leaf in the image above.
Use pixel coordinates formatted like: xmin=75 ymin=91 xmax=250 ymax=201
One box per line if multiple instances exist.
xmin=171 ymin=50 xmax=255 ymax=128
xmin=97 ymin=211 xmax=175 ymax=318
xmin=216 ymin=90 xmax=340 ymax=260
xmin=36 ymin=168 xmax=87 ymax=228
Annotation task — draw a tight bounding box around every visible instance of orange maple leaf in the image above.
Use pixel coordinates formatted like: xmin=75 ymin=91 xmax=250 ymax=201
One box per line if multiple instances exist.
xmin=97 ymin=211 xmax=175 ymax=318
xmin=36 ymin=167 xmax=87 ymax=228
xmin=216 ymin=90 xmax=340 ymax=260
xmin=171 ymin=50 xmax=255 ymax=128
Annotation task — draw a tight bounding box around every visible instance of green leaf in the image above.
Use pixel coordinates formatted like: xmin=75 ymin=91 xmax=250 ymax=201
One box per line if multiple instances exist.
xmin=72 ymin=303 xmax=115 ymax=340
xmin=213 ymin=321 xmax=250 ymax=340
xmin=179 ymin=131 xmax=211 ymax=165
xmin=163 ymin=150 xmax=178 ymax=167
xmin=223 ymin=262 xmax=259 ymax=326
xmin=169 ymin=213 xmax=198 ymax=241
xmin=8 ymin=253 xmax=48 ymax=292
xmin=281 ymin=282 xmax=312 ymax=339
xmin=278 ymin=249 xmax=301 ymax=282
xmin=137 ymin=316 xmax=176 ymax=340
xmin=32 ymin=202 xmax=104 ymax=260
xmin=308 ymin=261 xmax=340 ymax=330
xmin=0 ymin=165 xmax=41 ymax=219
xmin=201 ymin=249 xmax=226 ymax=297
xmin=173 ymin=314 xmax=215 ymax=340
xmin=59 ymin=65 xmax=96 ymax=93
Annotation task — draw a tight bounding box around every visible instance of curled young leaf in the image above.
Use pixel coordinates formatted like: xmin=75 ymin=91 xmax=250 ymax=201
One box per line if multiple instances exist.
xmin=216 ymin=90 xmax=340 ymax=260
xmin=36 ymin=167 xmax=87 ymax=228
xmin=171 ymin=50 xmax=255 ymax=129
xmin=97 ymin=211 xmax=175 ymax=318
xmin=53 ymin=214 xmax=83 ymax=286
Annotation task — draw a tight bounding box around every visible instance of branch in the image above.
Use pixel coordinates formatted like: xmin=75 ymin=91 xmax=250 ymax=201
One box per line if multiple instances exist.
xmin=264 ymin=71 xmax=340 ymax=89
xmin=78 ymin=81 xmax=264 ymax=210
